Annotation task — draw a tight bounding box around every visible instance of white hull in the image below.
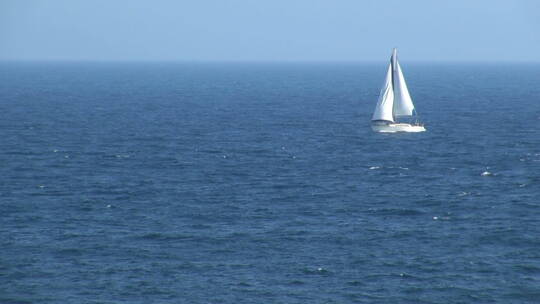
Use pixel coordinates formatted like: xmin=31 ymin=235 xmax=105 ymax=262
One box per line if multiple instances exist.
xmin=371 ymin=123 xmax=426 ymax=133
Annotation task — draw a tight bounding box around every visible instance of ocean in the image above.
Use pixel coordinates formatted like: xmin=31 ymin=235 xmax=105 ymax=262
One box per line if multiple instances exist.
xmin=1 ymin=62 xmax=539 ymax=303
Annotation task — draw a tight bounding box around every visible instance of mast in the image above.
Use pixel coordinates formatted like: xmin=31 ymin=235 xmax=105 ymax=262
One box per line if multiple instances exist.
xmin=391 ymin=48 xmax=397 ymax=121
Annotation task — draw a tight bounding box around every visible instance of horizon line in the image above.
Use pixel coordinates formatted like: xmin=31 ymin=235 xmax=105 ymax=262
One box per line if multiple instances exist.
xmin=1 ymin=59 xmax=540 ymax=64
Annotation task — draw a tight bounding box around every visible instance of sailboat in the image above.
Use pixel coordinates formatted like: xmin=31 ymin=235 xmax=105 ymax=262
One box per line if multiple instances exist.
xmin=371 ymin=48 xmax=425 ymax=133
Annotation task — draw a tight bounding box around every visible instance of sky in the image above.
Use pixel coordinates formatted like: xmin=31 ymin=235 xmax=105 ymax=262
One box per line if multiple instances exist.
xmin=1 ymin=0 xmax=539 ymax=62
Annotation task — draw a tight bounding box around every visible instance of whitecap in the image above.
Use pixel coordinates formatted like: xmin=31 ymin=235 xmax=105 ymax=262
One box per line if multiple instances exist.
xmin=481 ymin=171 xmax=492 ymax=176
xmin=369 ymin=166 xmax=380 ymax=170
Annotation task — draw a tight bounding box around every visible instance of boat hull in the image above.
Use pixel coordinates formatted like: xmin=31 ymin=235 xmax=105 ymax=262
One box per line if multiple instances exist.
xmin=371 ymin=122 xmax=426 ymax=133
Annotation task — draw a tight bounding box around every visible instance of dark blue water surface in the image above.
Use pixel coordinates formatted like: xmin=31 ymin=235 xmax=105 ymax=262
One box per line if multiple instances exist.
xmin=1 ymin=62 xmax=540 ymax=303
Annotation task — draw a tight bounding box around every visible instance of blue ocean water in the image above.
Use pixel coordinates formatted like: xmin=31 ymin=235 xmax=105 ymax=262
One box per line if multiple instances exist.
xmin=1 ymin=62 xmax=539 ymax=303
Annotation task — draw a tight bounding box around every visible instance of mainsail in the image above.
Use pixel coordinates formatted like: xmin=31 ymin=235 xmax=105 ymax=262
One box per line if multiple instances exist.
xmin=372 ymin=48 xmax=415 ymax=122
xmin=371 ymin=64 xmax=394 ymax=122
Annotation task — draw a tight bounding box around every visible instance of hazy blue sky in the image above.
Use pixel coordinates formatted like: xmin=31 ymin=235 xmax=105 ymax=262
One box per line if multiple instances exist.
xmin=1 ymin=0 xmax=539 ymax=62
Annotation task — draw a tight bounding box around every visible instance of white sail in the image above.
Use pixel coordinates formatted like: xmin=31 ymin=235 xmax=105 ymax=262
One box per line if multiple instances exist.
xmin=392 ymin=61 xmax=415 ymax=116
xmin=371 ymin=63 xmax=394 ymax=122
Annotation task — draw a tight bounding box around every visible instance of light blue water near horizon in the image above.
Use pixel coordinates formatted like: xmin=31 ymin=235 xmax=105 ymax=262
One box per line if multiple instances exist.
xmin=1 ymin=62 xmax=540 ymax=303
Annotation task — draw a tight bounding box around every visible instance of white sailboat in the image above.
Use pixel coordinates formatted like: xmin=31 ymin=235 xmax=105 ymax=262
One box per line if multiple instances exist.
xmin=371 ymin=48 xmax=425 ymax=133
